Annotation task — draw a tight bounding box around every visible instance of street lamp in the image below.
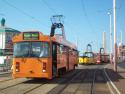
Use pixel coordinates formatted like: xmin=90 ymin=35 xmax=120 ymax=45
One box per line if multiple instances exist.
xmin=107 ymin=12 xmax=113 ymax=64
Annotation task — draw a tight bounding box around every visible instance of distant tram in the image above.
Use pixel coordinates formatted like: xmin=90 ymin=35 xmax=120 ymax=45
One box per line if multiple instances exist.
xmin=12 ymin=16 xmax=78 ymax=79
xmin=79 ymin=44 xmax=96 ymax=65
xmin=79 ymin=56 xmax=84 ymax=64
xmin=83 ymin=52 xmax=96 ymax=64
xmin=96 ymin=48 xmax=109 ymax=64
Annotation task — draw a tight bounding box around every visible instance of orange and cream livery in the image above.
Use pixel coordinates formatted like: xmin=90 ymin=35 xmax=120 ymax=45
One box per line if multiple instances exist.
xmin=12 ymin=31 xmax=78 ymax=79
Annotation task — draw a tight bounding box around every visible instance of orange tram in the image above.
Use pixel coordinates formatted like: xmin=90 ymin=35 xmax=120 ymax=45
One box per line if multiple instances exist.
xmin=12 ymin=30 xmax=78 ymax=79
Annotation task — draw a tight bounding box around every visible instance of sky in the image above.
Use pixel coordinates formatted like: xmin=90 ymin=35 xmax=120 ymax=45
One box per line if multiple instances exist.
xmin=0 ymin=0 xmax=125 ymax=53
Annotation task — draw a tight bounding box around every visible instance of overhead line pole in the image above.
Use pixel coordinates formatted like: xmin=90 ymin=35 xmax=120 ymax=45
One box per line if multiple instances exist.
xmin=113 ymin=0 xmax=117 ymax=72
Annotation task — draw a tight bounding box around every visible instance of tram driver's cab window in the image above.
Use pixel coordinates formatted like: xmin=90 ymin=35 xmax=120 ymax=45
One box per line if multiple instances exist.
xmin=32 ymin=42 xmax=49 ymax=57
xmin=39 ymin=42 xmax=49 ymax=57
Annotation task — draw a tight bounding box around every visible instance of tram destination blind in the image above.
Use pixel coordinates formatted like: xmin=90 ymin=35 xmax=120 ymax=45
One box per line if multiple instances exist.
xmin=23 ymin=32 xmax=39 ymax=40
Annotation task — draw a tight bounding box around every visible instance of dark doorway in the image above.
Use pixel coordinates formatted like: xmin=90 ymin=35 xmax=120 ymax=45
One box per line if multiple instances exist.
xmin=52 ymin=43 xmax=57 ymax=77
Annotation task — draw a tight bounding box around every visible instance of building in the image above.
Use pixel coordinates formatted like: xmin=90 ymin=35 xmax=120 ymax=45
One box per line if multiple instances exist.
xmin=0 ymin=18 xmax=20 ymax=71
xmin=118 ymin=43 xmax=125 ymax=62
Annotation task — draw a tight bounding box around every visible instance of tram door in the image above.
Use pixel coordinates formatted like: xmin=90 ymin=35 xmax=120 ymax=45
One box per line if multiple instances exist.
xmin=52 ymin=43 xmax=57 ymax=77
xmin=66 ymin=48 xmax=69 ymax=70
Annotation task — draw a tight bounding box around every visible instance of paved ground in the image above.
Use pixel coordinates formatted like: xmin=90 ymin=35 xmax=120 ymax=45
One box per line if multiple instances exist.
xmin=105 ymin=62 xmax=125 ymax=94
xmin=0 ymin=70 xmax=11 ymax=75
xmin=0 ymin=62 xmax=125 ymax=94
xmin=0 ymin=64 xmax=113 ymax=94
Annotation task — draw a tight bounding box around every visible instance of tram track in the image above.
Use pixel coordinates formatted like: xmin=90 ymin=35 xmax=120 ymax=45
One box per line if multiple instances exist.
xmin=0 ymin=78 xmax=49 ymax=94
xmin=91 ymin=69 xmax=96 ymax=94
xmin=0 ymin=70 xmax=80 ymax=94
xmin=74 ymin=66 xmax=97 ymax=94
xmin=91 ymin=69 xmax=111 ymax=94
xmin=55 ymin=71 xmax=85 ymax=94
xmin=48 ymin=68 xmax=112 ymax=94
xmin=26 ymin=69 xmax=81 ymax=94
xmin=0 ymin=66 xmax=115 ymax=94
xmin=0 ymin=78 xmax=28 ymax=91
xmin=47 ymin=69 xmax=89 ymax=94
xmin=81 ymin=65 xmax=111 ymax=94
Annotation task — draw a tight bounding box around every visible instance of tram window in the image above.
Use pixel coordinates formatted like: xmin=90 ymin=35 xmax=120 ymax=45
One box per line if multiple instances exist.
xmin=73 ymin=50 xmax=77 ymax=56
xmin=31 ymin=42 xmax=49 ymax=57
xmin=62 ymin=46 xmax=67 ymax=54
xmin=40 ymin=42 xmax=49 ymax=57
xmin=57 ymin=45 xmax=64 ymax=54
xmin=69 ymin=49 xmax=73 ymax=55
xmin=13 ymin=42 xmax=30 ymax=57
xmin=59 ymin=45 xmax=67 ymax=54
xmin=32 ymin=43 xmax=41 ymax=57
xmin=60 ymin=45 xmax=63 ymax=54
xmin=57 ymin=45 xmax=60 ymax=54
xmin=85 ymin=53 xmax=93 ymax=58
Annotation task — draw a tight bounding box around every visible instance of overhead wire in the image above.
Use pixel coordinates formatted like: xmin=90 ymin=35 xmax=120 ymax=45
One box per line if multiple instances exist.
xmin=0 ymin=2 xmax=5 ymax=18
xmin=117 ymin=0 xmax=124 ymax=37
xmin=40 ymin=0 xmax=83 ymax=47
xmin=81 ymin=0 xmax=95 ymax=33
xmin=40 ymin=0 xmax=57 ymax=14
xmin=40 ymin=0 xmax=67 ymax=26
xmin=40 ymin=0 xmax=74 ymax=27
xmin=116 ymin=0 xmax=122 ymax=23
xmin=117 ymin=0 xmax=122 ymax=24
xmin=81 ymin=0 xmax=102 ymax=51
xmin=40 ymin=0 xmax=67 ymax=24
xmin=0 ymin=13 xmax=5 ymax=16
xmin=2 ymin=0 xmax=48 ymax=28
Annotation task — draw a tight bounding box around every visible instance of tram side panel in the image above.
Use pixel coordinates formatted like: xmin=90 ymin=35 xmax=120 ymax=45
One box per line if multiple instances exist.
xmin=56 ymin=45 xmax=67 ymax=72
xmin=68 ymin=49 xmax=77 ymax=70
xmin=56 ymin=45 xmax=77 ymax=75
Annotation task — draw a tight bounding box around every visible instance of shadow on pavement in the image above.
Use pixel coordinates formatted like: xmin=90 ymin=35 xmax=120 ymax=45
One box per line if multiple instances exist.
xmin=118 ymin=62 xmax=125 ymax=69
xmin=105 ymin=68 xmax=125 ymax=82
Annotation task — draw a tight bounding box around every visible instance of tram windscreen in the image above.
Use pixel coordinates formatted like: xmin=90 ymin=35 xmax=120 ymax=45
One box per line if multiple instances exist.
xmin=85 ymin=52 xmax=93 ymax=58
xmin=13 ymin=42 xmax=49 ymax=57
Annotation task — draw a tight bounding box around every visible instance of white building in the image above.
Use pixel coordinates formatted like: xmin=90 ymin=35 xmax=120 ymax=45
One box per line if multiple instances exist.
xmin=0 ymin=18 xmax=20 ymax=71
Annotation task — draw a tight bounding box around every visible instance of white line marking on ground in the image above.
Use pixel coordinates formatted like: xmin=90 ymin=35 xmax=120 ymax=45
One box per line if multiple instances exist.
xmin=104 ymin=64 xmax=121 ymax=94
xmin=106 ymin=80 xmax=115 ymax=94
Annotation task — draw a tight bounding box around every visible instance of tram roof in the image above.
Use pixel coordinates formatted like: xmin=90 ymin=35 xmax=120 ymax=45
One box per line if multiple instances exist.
xmin=14 ymin=31 xmax=77 ymax=50
xmin=51 ymin=35 xmax=77 ymax=50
